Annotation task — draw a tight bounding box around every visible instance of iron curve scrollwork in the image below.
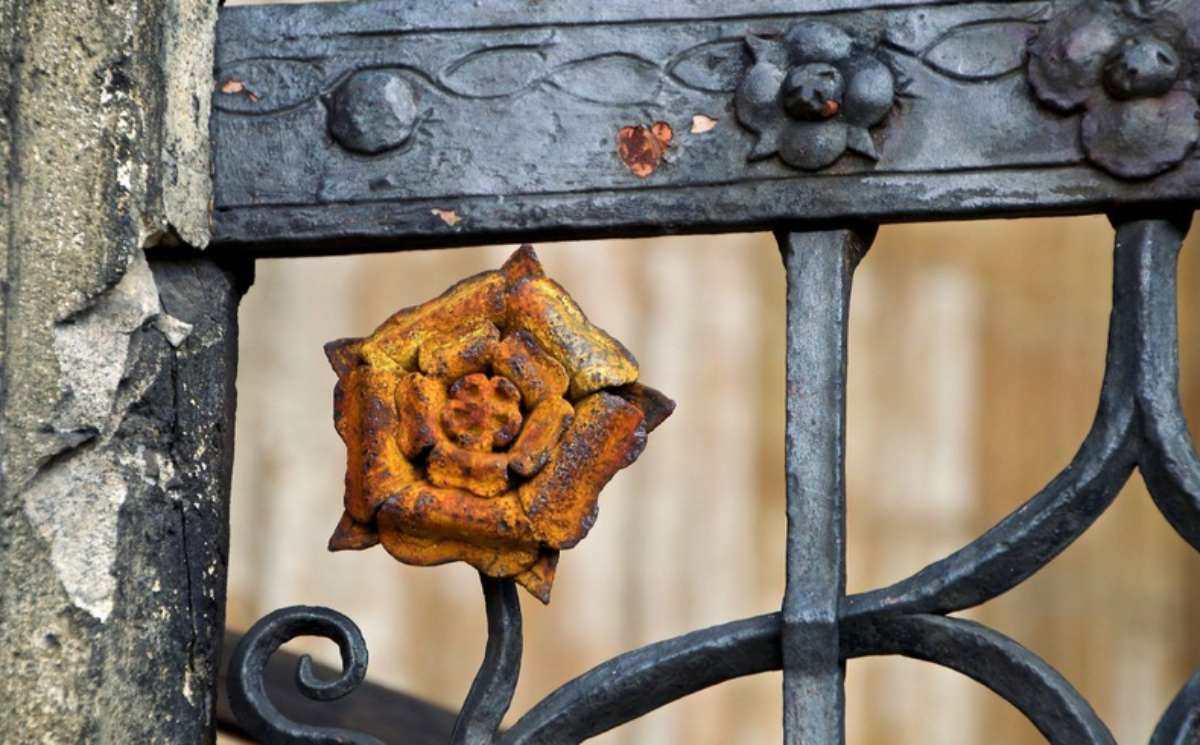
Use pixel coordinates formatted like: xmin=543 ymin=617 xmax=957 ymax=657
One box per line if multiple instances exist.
xmin=228 ymin=213 xmax=1200 ymax=744
xmin=220 ymin=0 xmax=1200 ymax=743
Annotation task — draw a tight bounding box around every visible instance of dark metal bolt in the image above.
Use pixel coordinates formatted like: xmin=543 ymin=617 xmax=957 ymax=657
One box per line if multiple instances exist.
xmin=328 ymin=70 xmax=418 ymax=154
xmin=1103 ymin=35 xmax=1181 ymax=100
xmin=781 ymin=63 xmax=845 ymax=121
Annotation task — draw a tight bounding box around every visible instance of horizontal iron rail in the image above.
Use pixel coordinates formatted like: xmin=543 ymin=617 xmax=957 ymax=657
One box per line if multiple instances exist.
xmin=210 ymin=0 xmax=1200 ymax=256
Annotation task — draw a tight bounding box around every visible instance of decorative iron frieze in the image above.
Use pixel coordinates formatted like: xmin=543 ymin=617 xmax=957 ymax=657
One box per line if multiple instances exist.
xmin=735 ymin=22 xmax=898 ymax=170
xmin=212 ymin=0 xmax=1200 ymax=253
xmin=323 ymin=246 xmax=673 ymax=603
xmin=1028 ymin=0 xmax=1200 ymax=178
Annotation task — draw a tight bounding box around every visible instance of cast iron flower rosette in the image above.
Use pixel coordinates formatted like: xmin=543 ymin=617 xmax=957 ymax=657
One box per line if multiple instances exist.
xmin=735 ymin=21 xmax=897 ymax=171
xmin=1028 ymin=0 xmax=1200 ymax=179
xmin=324 ymin=246 xmax=673 ymax=603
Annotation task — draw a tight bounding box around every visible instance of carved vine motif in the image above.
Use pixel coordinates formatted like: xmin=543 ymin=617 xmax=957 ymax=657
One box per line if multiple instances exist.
xmin=324 ymin=246 xmax=673 ymax=603
xmin=214 ymin=42 xmax=747 ymax=119
xmin=1027 ymin=0 xmax=1200 ymax=178
xmin=735 ymin=22 xmax=898 ymax=171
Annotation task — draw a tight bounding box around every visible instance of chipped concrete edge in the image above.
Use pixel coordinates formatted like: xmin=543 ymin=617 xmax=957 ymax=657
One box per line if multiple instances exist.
xmin=161 ymin=0 xmax=216 ymax=249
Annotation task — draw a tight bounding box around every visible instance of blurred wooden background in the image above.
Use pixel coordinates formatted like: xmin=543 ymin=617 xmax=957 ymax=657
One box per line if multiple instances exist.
xmin=220 ymin=214 xmax=1200 ymax=745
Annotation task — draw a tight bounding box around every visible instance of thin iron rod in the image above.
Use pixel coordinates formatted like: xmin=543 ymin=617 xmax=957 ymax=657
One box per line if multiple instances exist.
xmin=777 ymin=226 xmax=874 ymax=745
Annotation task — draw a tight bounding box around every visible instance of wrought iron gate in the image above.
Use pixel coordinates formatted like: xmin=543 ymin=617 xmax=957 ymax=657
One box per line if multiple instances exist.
xmin=210 ymin=1 xmax=1200 ymax=742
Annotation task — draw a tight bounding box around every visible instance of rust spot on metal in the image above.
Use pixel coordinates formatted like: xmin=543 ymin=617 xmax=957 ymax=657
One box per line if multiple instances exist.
xmin=325 ymin=245 xmax=673 ymax=602
xmin=219 ymin=78 xmax=258 ymax=102
xmin=431 ymin=208 xmax=462 ymax=226
xmin=617 ymin=121 xmax=673 ymax=177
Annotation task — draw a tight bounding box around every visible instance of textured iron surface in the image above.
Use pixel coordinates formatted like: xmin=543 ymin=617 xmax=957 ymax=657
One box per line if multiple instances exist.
xmin=778 ymin=227 xmax=873 ymax=744
xmin=228 ymin=214 xmax=1200 ymax=743
xmin=222 ymin=1 xmax=1200 ymax=743
xmin=211 ymin=0 xmax=1200 ymax=255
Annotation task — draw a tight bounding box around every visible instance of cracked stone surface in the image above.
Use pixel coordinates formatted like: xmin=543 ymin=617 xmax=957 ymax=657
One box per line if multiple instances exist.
xmin=0 ymin=0 xmax=245 ymax=743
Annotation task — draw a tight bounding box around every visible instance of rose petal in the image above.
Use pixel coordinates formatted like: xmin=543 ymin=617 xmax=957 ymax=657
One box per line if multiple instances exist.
xmin=518 ymin=393 xmax=645 ymax=549
xmin=745 ymin=35 xmax=789 ymax=69
xmin=785 ymin=21 xmax=855 ymax=64
xmin=846 ymin=127 xmax=879 ymax=160
xmin=1081 ymin=90 xmax=1200 ymax=179
xmin=379 ymin=529 xmax=542 ymax=579
xmin=417 ymin=322 xmax=500 ymax=379
xmin=358 ymin=270 xmax=507 ymax=370
xmin=841 ymin=56 xmax=895 ymax=128
xmin=378 ymin=484 xmax=540 ymax=577
xmin=611 ymin=382 xmax=675 ymax=433
xmin=492 ymin=330 xmax=570 ymax=407
xmin=507 ymin=277 xmax=639 ymax=399
xmin=427 ymin=444 xmax=511 ymax=497
xmin=394 ymin=372 xmax=446 ymax=459
xmin=501 ymin=244 xmax=546 ymax=286
xmin=779 ymin=120 xmax=849 ymax=170
xmin=1027 ymin=1 xmax=1127 ymax=112
xmin=324 ymin=338 xmax=360 ymax=377
xmin=328 ymin=510 xmax=380 ymax=551
xmin=513 ymin=549 xmax=559 ymax=604
xmin=509 ymin=398 xmax=575 ymax=477
xmin=735 ymin=62 xmax=787 ymax=140
xmin=335 ymin=366 xmax=419 ymax=522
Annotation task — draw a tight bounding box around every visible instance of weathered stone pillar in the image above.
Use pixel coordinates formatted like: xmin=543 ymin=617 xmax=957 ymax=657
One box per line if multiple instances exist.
xmin=0 ymin=1 xmax=244 ymax=743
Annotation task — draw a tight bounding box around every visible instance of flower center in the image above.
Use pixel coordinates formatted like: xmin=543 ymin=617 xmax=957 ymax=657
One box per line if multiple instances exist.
xmin=1103 ymin=34 xmax=1181 ymax=100
xmin=781 ymin=63 xmax=845 ymax=121
xmin=441 ymin=373 xmax=523 ymax=452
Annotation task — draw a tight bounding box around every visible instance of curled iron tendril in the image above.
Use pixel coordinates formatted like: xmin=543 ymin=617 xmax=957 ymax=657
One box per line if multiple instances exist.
xmin=226 ymin=605 xmax=383 ymax=745
xmin=226 ymin=575 xmax=521 ymax=745
xmin=229 ymin=216 xmax=1200 ymax=744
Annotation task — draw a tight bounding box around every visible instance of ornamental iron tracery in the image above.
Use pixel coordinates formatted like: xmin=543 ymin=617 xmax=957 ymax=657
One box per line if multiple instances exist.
xmin=214 ymin=0 xmax=1200 ymax=742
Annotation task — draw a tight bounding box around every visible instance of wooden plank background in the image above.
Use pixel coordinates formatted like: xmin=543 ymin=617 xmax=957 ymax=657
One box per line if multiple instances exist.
xmin=220 ymin=215 xmax=1200 ymax=745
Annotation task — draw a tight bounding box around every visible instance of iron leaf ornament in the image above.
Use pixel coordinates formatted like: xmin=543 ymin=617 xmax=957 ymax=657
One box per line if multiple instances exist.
xmin=1027 ymin=0 xmax=1200 ymax=178
xmin=735 ymin=21 xmax=898 ymax=171
xmin=324 ymin=246 xmax=674 ymax=602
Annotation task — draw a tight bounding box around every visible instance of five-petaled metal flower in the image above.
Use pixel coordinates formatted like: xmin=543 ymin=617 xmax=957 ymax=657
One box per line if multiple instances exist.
xmin=735 ymin=21 xmax=896 ymax=170
xmin=324 ymin=246 xmax=674 ymax=603
xmin=1028 ymin=0 xmax=1200 ymax=178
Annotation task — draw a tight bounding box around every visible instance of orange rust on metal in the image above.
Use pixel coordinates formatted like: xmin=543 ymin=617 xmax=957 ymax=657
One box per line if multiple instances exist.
xmin=617 ymin=121 xmax=673 ymax=177
xmin=431 ymin=208 xmax=462 ymax=226
xmin=325 ymin=245 xmax=674 ymax=602
xmin=219 ymin=78 xmax=258 ymax=102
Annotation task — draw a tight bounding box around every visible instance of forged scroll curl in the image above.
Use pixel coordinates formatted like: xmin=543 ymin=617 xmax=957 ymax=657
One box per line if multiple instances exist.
xmin=226 ymin=606 xmax=384 ymax=745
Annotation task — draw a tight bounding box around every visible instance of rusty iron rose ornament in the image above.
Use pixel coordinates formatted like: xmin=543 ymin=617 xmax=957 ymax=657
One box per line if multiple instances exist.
xmin=324 ymin=246 xmax=673 ymax=602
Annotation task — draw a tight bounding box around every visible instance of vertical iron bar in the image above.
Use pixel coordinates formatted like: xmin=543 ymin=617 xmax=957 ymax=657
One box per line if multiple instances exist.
xmin=777 ymin=227 xmax=875 ymax=745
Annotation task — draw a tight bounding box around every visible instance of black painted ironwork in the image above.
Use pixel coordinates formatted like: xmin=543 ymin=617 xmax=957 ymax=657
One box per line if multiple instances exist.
xmin=217 ymin=0 xmax=1200 ymax=742
xmin=226 ymin=212 xmax=1200 ymax=744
